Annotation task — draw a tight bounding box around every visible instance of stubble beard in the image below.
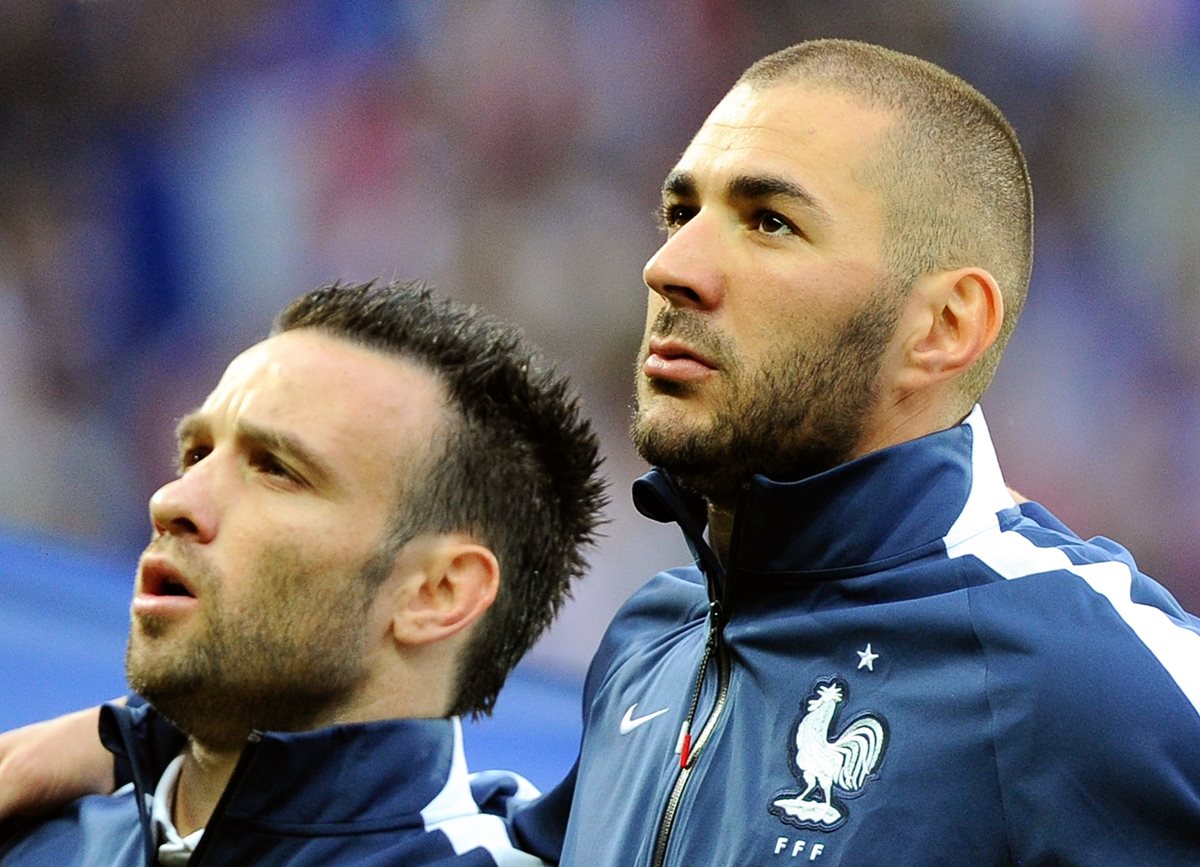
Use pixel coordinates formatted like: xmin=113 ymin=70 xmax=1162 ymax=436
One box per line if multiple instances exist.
xmin=126 ymin=543 xmax=391 ymax=750
xmin=631 ymin=291 xmax=902 ymax=505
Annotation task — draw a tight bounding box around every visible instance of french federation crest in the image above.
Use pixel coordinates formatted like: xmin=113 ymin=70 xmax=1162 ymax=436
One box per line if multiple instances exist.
xmin=769 ymin=676 xmax=888 ymax=832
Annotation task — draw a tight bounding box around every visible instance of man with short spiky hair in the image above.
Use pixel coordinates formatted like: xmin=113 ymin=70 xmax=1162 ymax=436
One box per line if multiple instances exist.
xmin=0 ymin=280 xmax=605 ymax=866
xmin=274 ymin=282 xmax=605 ymax=720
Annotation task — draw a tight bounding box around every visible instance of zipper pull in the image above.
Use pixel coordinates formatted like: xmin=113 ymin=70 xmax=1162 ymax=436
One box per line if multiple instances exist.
xmin=674 ymin=721 xmax=692 ymax=768
xmin=672 ymin=601 xmax=723 ymax=771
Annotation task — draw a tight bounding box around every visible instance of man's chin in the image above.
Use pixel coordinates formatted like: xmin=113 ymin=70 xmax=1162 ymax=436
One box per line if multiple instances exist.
xmin=633 ymin=415 xmax=725 ymax=479
xmin=125 ymin=665 xmax=201 ymax=708
xmin=632 ymin=414 xmax=692 ymax=468
xmin=126 ymin=640 xmax=207 ymax=710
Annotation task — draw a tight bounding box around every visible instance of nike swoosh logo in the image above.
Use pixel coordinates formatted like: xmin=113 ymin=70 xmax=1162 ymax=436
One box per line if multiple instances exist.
xmin=620 ymin=703 xmax=670 ymax=735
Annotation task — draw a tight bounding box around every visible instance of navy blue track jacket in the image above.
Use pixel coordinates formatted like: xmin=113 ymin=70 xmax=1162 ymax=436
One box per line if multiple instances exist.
xmin=515 ymin=407 xmax=1200 ymax=866
xmin=0 ymin=703 xmax=546 ymax=866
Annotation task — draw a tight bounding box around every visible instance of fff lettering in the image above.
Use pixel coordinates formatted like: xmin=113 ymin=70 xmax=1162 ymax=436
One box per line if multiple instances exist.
xmin=774 ymin=837 xmax=825 ymax=860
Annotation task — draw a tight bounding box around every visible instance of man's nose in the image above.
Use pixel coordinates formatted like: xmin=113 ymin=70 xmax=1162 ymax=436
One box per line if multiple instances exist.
xmin=148 ymin=461 xmax=218 ymax=543
xmin=642 ymin=214 xmax=726 ymax=311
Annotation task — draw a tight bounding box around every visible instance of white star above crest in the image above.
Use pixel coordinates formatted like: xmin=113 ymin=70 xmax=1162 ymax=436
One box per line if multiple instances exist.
xmin=856 ymin=643 xmax=880 ymax=671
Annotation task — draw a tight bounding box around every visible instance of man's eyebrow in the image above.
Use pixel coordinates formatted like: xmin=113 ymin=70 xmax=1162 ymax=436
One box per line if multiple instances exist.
xmin=661 ymin=170 xmax=698 ymax=200
xmin=726 ymin=174 xmax=830 ymax=222
xmin=240 ymin=421 xmax=335 ymax=481
xmin=175 ymin=413 xmax=207 ymax=447
xmin=174 ymin=412 xmax=335 ymax=485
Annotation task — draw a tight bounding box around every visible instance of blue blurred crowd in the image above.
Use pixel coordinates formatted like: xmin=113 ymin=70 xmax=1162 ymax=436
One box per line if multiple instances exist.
xmin=1 ymin=0 xmax=1197 ymax=675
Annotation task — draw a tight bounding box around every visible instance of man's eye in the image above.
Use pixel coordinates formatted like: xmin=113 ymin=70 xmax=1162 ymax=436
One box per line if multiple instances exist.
xmin=254 ymin=452 xmax=308 ymax=487
xmin=253 ymin=452 xmax=293 ymax=479
xmin=658 ymin=202 xmax=697 ymax=229
xmin=179 ymin=446 xmax=210 ymax=471
xmin=755 ymin=212 xmax=795 ymax=236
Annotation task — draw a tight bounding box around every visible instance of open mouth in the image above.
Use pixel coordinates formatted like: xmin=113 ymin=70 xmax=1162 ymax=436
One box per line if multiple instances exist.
xmin=159 ymin=578 xmax=193 ymax=597
xmin=139 ymin=561 xmax=196 ymax=599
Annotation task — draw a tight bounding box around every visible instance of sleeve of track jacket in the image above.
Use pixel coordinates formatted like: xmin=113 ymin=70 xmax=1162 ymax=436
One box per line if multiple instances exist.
xmin=980 ymin=507 xmax=1200 ymax=861
xmin=506 ymin=761 xmax=578 ymax=864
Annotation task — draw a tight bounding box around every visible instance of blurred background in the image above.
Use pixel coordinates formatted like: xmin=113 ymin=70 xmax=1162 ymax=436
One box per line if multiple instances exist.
xmin=1 ymin=0 xmax=1198 ymax=779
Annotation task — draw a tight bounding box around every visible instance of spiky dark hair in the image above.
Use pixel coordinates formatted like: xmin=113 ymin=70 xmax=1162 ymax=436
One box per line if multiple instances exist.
xmin=274 ymin=280 xmax=606 ymax=716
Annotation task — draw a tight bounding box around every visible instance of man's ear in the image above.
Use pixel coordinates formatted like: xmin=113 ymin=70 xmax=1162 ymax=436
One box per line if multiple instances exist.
xmin=389 ymin=536 xmax=499 ymax=647
xmin=896 ymin=267 xmax=1003 ymax=389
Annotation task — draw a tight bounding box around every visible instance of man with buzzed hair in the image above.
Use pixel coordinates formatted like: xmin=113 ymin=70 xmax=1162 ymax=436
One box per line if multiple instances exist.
xmin=514 ymin=38 xmax=1200 ymax=865
xmin=3 ymin=38 xmax=1199 ymax=867
xmin=740 ymin=41 xmax=1035 ymax=401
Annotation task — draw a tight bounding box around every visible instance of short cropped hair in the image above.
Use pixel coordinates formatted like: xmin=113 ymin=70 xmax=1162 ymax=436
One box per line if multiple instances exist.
xmin=739 ymin=39 xmax=1034 ymax=401
xmin=275 ymin=280 xmax=606 ymax=717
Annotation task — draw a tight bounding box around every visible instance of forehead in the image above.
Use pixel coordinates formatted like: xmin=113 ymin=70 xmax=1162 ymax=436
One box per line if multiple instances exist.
xmin=202 ymin=330 xmax=446 ymax=486
xmin=675 ymin=83 xmax=894 ymax=222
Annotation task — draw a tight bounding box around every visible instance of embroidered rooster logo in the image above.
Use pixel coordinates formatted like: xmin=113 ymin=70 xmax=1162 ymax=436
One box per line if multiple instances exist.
xmin=769 ymin=677 xmax=887 ymax=831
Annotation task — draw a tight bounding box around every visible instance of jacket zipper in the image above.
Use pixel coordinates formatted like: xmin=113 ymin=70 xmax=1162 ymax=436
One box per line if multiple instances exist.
xmin=649 ymin=480 xmax=750 ymax=867
xmin=187 ymin=731 xmax=264 ymax=864
xmin=649 ymin=602 xmax=731 ymax=867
